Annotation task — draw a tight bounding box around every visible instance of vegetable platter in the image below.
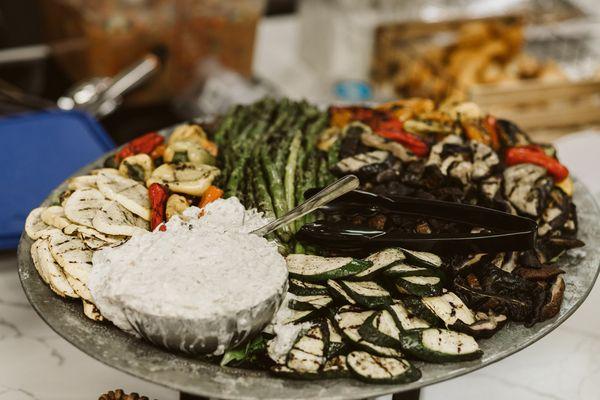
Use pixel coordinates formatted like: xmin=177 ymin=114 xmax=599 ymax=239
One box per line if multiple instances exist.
xmin=18 ymin=98 xmax=600 ymax=399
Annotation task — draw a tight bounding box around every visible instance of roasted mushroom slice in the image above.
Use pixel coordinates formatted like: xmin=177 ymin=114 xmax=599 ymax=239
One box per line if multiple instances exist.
xmin=540 ymin=275 xmax=565 ymax=320
xmin=466 ymin=311 xmax=508 ymax=338
xmin=514 ymin=265 xmax=563 ymax=281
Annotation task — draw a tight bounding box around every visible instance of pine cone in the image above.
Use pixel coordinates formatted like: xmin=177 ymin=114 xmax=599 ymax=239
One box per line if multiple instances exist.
xmin=98 ymin=388 xmax=151 ymax=400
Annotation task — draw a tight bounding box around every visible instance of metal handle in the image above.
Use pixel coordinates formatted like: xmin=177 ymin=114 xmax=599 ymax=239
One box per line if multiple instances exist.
xmin=101 ymin=53 xmax=160 ymax=101
xmin=251 ymin=175 xmax=360 ymax=237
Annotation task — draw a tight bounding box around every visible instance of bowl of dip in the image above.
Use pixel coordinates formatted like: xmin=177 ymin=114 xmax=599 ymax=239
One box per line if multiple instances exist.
xmin=88 ymin=198 xmax=288 ymax=355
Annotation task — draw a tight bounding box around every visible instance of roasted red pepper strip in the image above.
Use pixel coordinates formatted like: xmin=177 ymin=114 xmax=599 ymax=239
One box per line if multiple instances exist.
xmin=115 ymin=132 xmax=165 ymax=163
xmin=483 ymin=115 xmax=501 ymax=150
xmin=375 ymin=128 xmax=429 ymax=157
xmin=505 ymin=147 xmax=569 ymax=182
xmin=148 ymin=183 xmax=169 ymax=231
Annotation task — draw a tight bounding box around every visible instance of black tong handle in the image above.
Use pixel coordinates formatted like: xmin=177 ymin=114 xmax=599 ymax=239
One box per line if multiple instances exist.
xmin=297 ymin=189 xmax=537 ymax=254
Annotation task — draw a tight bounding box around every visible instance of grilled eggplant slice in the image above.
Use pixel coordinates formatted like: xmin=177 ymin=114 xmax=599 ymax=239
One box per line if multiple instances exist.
xmin=64 ymin=273 xmax=93 ymax=303
xmin=286 ymin=324 xmax=326 ymax=373
xmin=347 ymin=351 xmax=421 ymax=384
xmin=286 ymin=254 xmax=372 ymax=282
xmin=93 ymin=201 xmax=149 ymax=236
xmin=31 ymin=238 xmax=78 ymax=299
xmin=395 ymin=276 xmax=443 ymax=297
xmin=351 ymin=248 xmax=405 ymax=280
xmin=400 ymin=328 xmax=482 ymax=363
xmin=41 ymin=206 xmax=71 ymax=230
xmin=67 ymin=175 xmax=98 ymax=190
xmin=289 ymin=279 xmax=329 ymax=296
xmin=48 ymin=230 xmax=92 ymax=283
xmin=82 ymin=299 xmax=104 ymax=321
xmin=64 ymin=188 xmax=109 ymax=228
xmin=97 ymin=172 xmax=151 ymax=220
xmin=25 ymin=207 xmax=55 ymax=240
xmin=338 ymin=280 xmax=393 ymax=308
xmin=386 ymin=301 xmax=430 ymax=331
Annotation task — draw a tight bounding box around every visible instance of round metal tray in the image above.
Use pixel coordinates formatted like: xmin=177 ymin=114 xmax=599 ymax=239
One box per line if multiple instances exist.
xmin=17 ymin=150 xmax=600 ymax=400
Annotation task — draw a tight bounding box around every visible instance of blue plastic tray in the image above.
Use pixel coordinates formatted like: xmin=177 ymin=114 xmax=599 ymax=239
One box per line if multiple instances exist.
xmin=0 ymin=110 xmax=114 ymax=249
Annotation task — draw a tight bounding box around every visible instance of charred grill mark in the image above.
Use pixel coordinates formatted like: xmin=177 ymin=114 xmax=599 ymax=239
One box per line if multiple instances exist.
xmin=370 ymin=354 xmax=393 ymax=378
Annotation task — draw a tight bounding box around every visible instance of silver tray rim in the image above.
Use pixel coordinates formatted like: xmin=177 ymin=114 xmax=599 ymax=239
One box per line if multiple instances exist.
xmin=17 ymin=135 xmax=600 ymax=400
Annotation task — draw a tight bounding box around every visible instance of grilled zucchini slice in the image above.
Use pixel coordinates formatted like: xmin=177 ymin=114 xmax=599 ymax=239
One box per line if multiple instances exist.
xmin=402 ymin=249 xmax=442 ymax=268
xmin=286 ymin=324 xmax=326 ymax=373
xmin=419 ymin=292 xmax=506 ymax=337
xmin=338 ymin=280 xmax=393 ymax=308
xmin=333 ymin=306 xmax=402 ymax=358
xmin=386 ymin=301 xmax=430 ymax=331
xmin=325 ymin=318 xmax=346 ymax=358
xmin=400 ymin=328 xmax=483 ymax=363
xmin=358 ymin=310 xmax=402 ymax=348
xmin=322 ymin=355 xmax=351 ymax=378
xmin=282 ymin=310 xmax=320 ymax=325
xmin=289 ymin=279 xmax=329 ymax=296
xmin=383 ymin=262 xmax=441 ymax=278
xmin=271 ymin=355 xmax=350 ymax=380
xmin=347 ymin=351 xmax=421 ymax=384
xmin=395 ymin=276 xmax=443 ymax=297
xmin=25 ymin=207 xmax=55 ymax=240
xmin=286 ymin=254 xmax=372 ymax=282
xmin=421 ymin=292 xmax=476 ymax=328
xmin=288 ymin=294 xmax=333 ymax=311
xmin=402 ymin=297 xmax=444 ymax=327
xmin=351 ymin=248 xmax=405 ymax=280
xmin=327 ymin=279 xmax=357 ymax=305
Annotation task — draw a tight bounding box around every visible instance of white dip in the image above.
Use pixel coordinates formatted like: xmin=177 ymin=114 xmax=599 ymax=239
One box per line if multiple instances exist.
xmin=88 ymin=198 xmax=288 ymax=343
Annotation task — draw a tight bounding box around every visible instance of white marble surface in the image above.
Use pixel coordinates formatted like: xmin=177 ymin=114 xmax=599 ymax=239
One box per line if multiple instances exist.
xmin=2 ymin=12 xmax=600 ymax=400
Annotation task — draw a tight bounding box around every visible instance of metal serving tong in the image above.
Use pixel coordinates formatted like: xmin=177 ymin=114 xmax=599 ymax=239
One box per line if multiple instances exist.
xmin=296 ymin=189 xmax=537 ymax=254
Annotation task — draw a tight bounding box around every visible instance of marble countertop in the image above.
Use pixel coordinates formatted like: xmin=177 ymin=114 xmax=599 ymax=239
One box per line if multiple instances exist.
xmin=3 ymin=13 xmax=600 ymax=400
